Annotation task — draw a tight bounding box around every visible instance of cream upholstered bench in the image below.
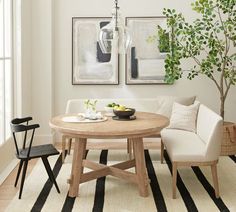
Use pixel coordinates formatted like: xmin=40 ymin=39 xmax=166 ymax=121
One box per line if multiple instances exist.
xmin=161 ymin=104 xmax=223 ymax=199
xmin=61 ymin=96 xmax=196 ymax=162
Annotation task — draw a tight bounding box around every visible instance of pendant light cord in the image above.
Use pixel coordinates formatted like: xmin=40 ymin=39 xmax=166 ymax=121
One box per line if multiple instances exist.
xmin=115 ymin=0 xmax=118 ymax=31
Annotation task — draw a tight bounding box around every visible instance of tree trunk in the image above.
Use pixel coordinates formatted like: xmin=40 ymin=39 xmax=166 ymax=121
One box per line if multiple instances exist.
xmin=220 ymin=95 xmax=225 ymax=120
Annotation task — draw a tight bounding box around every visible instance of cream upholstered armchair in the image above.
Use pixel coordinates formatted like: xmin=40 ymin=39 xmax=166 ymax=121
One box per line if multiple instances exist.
xmin=161 ymin=104 xmax=223 ymax=199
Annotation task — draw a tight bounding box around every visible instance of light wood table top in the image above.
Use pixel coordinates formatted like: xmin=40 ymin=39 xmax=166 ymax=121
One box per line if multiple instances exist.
xmin=49 ymin=112 xmax=169 ymax=139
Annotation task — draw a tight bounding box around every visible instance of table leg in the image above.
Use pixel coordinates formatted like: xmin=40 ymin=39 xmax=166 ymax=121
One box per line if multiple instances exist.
xmin=68 ymin=138 xmax=87 ymax=197
xmin=133 ymin=138 xmax=149 ymax=197
xmin=127 ymin=138 xmax=133 ymax=159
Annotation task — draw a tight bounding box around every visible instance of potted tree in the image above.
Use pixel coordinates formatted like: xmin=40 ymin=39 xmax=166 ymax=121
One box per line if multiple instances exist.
xmin=159 ymin=0 xmax=236 ymax=155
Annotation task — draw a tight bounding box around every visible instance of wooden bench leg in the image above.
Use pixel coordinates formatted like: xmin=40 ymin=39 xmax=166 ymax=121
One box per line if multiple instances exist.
xmin=133 ymin=138 xmax=149 ymax=197
xmin=161 ymin=139 xmax=164 ymax=164
xmin=68 ymin=138 xmax=72 ymax=155
xmin=68 ymin=138 xmax=87 ymax=197
xmin=211 ymin=163 xmax=219 ymax=198
xmin=172 ymin=162 xmax=177 ymax=199
xmin=62 ymin=135 xmax=66 ymax=163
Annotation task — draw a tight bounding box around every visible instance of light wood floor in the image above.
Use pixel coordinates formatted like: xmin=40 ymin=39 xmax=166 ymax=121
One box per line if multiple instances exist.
xmin=0 ymin=159 xmax=38 ymax=212
xmin=0 ymin=141 xmax=160 ymax=211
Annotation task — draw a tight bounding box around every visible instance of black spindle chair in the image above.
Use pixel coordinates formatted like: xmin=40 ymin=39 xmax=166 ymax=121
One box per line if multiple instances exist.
xmin=11 ymin=117 xmax=60 ymax=199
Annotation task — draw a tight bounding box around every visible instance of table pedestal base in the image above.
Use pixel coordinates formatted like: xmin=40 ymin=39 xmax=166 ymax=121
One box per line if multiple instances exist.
xmin=68 ymin=137 xmax=149 ymax=198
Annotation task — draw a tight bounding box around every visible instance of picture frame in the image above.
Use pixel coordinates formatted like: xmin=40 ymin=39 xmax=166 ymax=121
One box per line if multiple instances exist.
xmin=125 ymin=17 xmax=169 ymax=85
xmin=72 ymin=17 xmax=119 ymax=85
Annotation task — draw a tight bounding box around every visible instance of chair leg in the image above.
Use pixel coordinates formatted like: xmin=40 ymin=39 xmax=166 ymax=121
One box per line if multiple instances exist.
xmin=15 ymin=160 xmax=23 ymax=187
xmin=211 ymin=163 xmax=220 ymax=198
xmin=19 ymin=160 xmax=28 ymax=199
xmin=42 ymin=157 xmax=60 ymax=193
xmin=161 ymin=139 xmax=164 ymax=164
xmin=68 ymin=138 xmax=72 ymax=155
xmin=172 ymin=162 xmax=177 ymax=199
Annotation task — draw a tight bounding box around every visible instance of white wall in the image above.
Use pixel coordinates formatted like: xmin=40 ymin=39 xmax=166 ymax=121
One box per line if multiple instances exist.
xmin=31 ymin=0 xmax=54 ymax=143
xmin=29 ymin=0 xmax=236 ymax=142
xmin=20 ymin=0 xmax=32 ymax=116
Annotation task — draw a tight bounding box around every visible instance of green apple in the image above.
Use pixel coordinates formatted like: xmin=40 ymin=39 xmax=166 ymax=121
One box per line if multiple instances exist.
xmin=125 ymin=108 xmax=131 ymax=111
xmin=119 ymin=105 xmax=126 ymax=111
xmin=114 ymin=105 xmax=119 ymax=110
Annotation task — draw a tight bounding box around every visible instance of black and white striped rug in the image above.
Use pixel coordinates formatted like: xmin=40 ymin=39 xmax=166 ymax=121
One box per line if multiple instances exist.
xmin=6 ymin=150 xmax=236 ymax=212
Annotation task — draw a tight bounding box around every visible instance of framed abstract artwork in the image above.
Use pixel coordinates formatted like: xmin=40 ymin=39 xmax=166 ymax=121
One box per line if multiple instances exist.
xmin=72 ymin=17 xmax=119 ymax=85
xmin=125 ymin=17 xmax=168 ymax=85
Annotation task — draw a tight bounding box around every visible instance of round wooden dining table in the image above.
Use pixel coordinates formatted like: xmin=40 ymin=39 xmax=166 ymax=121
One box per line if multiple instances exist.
xmin=49 ymin=112 xmax=169 ymax=198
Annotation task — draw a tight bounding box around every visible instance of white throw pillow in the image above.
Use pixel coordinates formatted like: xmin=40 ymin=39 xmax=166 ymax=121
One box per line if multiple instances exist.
xmin=156 ymin=96 xmax=196 ymax=118
xmin=167 ymin=102 xmax=200 ymax=132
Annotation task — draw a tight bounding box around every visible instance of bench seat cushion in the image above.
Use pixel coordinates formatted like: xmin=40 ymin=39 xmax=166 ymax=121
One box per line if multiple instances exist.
xmin=161 ymin=129 xmax=207 ymax=162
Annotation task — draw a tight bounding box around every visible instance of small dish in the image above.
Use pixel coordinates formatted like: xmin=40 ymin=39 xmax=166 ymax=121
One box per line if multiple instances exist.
xmin=104 ymin=106 xmax=115 ymax=117
xmin=104 ymin=106 xmax=114 ymax=112
xmin=96 ymin=112 xmax=103 ymax=119
xmin=77 ymin=114 xmax=85 ymax=121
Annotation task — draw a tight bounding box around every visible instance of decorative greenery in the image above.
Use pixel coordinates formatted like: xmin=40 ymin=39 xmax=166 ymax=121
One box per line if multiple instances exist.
xmin=84 ymin=99 xmax=90 ymax=110
xmin=157 ymin=26 xmax=170 ymax=52
xmin=147 ymin=26 xmax=170 ymax=53
xmin=84 ymin=99 xmax=98 ymax=111
xmin=161 ymin=0 xmax=236 ymax=119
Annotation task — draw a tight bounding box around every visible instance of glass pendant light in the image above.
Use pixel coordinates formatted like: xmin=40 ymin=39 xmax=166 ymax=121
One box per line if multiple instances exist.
xmin=98 ymin=0 xmax=131 ymax=54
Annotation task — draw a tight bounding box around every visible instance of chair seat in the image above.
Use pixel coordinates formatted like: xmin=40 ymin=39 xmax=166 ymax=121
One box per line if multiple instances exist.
xmin=17 ymin=144 xmax=59 ymax=159
xmin=161 ymin=129 xmax=207 ymax=162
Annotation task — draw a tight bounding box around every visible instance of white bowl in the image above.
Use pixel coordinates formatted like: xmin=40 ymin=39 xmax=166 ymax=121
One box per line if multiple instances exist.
xmin=104 ymin=106 xmax=114 ymax=116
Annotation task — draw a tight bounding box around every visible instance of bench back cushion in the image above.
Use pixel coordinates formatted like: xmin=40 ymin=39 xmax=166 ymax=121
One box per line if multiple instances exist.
xmin=66 ymin=96 xmax=196 ymax=118
xmin=156 ymin=96 xmax=196 ymax=118
xmin=66 ymin=99 xmax=158 ymax=114
xmin=197 ymin=104 xmax=223 ymax=160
